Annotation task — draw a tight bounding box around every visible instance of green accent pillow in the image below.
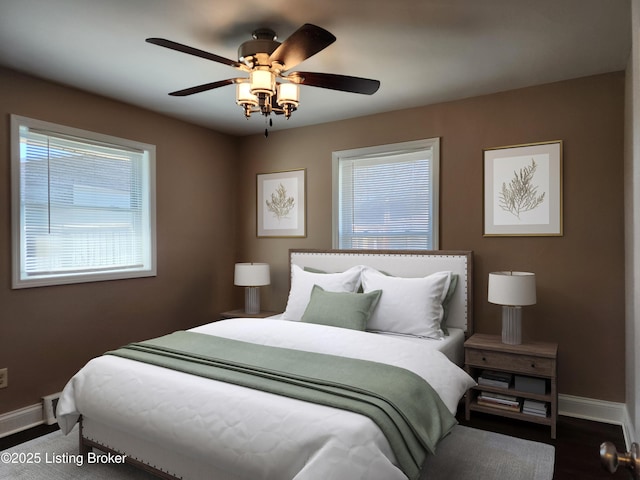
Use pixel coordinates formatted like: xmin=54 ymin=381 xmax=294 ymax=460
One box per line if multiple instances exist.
xmin=303 ymin=266 xmax=327 ymax=273
xmin=301 ymin=285 xmax=382 ymax=331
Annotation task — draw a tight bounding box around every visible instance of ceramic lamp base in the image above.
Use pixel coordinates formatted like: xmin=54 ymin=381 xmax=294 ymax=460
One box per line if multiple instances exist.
xmin=244 ymin=286 xmax=261 ymax=315
xmin=501 ymin=305 xmax=522 ymax=345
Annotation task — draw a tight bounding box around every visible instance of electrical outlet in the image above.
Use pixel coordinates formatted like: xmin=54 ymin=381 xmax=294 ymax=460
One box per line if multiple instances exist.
xmin=0 ymin=368 xmax=7 ymax=389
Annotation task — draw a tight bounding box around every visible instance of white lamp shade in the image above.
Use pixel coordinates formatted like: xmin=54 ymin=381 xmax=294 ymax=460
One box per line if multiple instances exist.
xmin=488 ymin=271 xmax=536 ymax=306
xmin=250 ymin=70 xmax=275 ymax=95
xmin=234 ymin=263 xmax=270 ymax=287
xmin=277 ymin=83 xmax=300 ymax=106
xmin=236 ymin=82 xmax=258 ymax=106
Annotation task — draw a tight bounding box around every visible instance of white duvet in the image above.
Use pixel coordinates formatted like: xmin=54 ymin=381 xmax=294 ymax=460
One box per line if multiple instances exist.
xmin=57 ymin=319 xmax=475 ymax=480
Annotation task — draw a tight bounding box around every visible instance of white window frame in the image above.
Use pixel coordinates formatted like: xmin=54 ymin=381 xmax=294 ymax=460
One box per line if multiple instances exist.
xmin=332 ymin=138 xmax=440 ymax=250
xmin=10 ymin=115 xmax=157 ymax=288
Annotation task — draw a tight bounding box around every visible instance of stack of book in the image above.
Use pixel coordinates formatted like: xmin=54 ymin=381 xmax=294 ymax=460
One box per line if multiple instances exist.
xmin=476 ymin=392 xmax=521 ymax=412
xmin=522 ymin=399 xmax=548 ymax=417
xmin=478 ymin=370 xmax=513 ymax=388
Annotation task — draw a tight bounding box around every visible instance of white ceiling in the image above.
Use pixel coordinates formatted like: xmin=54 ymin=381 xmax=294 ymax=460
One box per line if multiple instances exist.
xmin=0 ymin=0 xmax=631 ymax=136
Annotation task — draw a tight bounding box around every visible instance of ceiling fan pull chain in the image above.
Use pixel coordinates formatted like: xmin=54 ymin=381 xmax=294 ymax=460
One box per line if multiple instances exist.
xmin=263 ymin=115 xmax=273 ymax=138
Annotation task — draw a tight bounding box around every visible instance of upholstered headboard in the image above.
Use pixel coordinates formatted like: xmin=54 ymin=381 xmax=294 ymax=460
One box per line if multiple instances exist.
xmin=289 ymin=249 xmax=474 ymax=336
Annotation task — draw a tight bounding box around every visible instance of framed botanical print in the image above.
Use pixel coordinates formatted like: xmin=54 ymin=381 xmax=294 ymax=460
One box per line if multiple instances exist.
xmin=484 ymin=140 xmax=563 ymax=236
xmin=257 ymin=169 xmax=306 ymax=238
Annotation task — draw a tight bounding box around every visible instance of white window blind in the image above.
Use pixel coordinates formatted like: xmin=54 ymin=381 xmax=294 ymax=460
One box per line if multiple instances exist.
xmin=11 ymin=115 xmax=156 ymax=288
xmin=333 ymin=139 xmax=439 ymax=250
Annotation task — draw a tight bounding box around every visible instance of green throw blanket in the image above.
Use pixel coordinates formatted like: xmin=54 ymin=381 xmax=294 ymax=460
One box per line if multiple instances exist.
xmin=106 ymin=331 xmax=456 ymax=480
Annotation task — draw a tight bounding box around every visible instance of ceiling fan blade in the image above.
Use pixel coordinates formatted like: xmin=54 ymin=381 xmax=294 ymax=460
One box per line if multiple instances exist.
xmin=286 ymin=72 xmax=380 ymax=95
xmin=269 ymin=24 xmax=336 ymax=71
xmin=169 ymin=79 xmax=240 ymax=97
xmin=146 ymin=38 xmax=243 ymax=69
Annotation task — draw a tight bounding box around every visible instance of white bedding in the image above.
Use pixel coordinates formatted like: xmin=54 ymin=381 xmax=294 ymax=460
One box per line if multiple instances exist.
xmin=378 ymin=327 xmax=466 ymax=366
xmin=266 ymin=314 xmax=465 ymax=366
xmin=57 ymin=319 xmax=475 ymax=480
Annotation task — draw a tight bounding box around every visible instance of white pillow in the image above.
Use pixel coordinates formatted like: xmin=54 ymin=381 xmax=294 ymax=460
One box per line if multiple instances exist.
xmin=361 ymin=267 xmax=452 ymax=339
xmin=281 ymin=265 xmax=363 ymax=321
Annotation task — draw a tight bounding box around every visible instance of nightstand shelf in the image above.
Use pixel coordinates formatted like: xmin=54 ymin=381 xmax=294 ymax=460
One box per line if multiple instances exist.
xmin=470 ymin=383 xmax=551 ymax=403
xmin=468 ymin=399 xmax=554 ymax=426
xmin=464 ymin=333 xmax=558 ymax=438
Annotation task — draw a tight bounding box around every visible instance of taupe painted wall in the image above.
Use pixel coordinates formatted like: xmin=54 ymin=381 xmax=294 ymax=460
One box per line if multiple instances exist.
xmin=238 ymin=72 xmax=626 ymax=402
xmin=0 ymin=67 xmax=239 ymax=413
xmin=0 ymin=68 xmax=626 ymax=414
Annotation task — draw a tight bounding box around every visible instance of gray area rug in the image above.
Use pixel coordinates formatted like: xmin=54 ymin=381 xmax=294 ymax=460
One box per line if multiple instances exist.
xmin=1 ymin=425 xmax=555 ymax=479
xmin=422 ymin=425 xmax=555 ymax=480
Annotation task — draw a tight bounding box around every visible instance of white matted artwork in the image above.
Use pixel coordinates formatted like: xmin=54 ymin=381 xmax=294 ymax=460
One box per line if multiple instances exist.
xmin=257 ymin=169 xmax=306 ymax=237
xmin=484 ymin=141 xmax=563 ymax=236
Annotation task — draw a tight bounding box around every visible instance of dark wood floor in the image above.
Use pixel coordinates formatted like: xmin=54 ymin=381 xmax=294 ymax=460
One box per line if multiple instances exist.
xmin=0 ymin=423 xmax=60 ymax=451
xmin=0 ymin=412 xmax=631 ymax=479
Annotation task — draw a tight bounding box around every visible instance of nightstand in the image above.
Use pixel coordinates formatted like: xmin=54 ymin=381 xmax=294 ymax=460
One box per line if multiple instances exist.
xmin=219 ymin=309 xmax=279 ymax=320
xmin=464 ymin=333 xmax=558 ymax=438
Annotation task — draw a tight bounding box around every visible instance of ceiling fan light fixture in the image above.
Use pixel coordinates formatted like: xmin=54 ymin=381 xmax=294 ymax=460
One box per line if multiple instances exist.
xmin=236 ymin=82 xmax=258 ymax=118
xmin=277 ymin=83 xmax=299 ymax=119
xmin=277 ymin=83 xmax=299 ymax=106
xmin=237 ymin=82 xmax=258 ymax=104
xmin=250 ymin=70 xmax=275 ymax=96
xmin=236 ymin=82 xmax=258 ymax=105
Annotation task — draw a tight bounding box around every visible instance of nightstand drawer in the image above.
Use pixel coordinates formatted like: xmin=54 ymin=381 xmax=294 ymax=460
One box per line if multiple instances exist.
xmin=466 ymin=349 xmax=554 ymax=377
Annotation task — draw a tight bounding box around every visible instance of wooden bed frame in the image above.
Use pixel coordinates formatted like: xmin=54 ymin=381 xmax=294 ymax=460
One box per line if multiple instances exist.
xmin=77 ymin=248 xmax=474 ymax=479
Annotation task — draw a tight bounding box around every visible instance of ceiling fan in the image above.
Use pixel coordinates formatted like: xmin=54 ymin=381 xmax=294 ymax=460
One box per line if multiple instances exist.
xmin=146 ymin=24 xmax=380 ymax=124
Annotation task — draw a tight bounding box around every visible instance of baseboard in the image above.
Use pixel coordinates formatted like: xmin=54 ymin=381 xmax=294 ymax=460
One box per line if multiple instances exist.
xmin=559 ymin=394 xmax=635 ymax=448
xmin=0 ymin=404 xmax=44 ymax=438
xmin=621 ymin=405 xmax=637 ymax=447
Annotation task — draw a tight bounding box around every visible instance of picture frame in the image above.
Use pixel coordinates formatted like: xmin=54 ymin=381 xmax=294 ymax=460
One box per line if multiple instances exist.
xmin=257 ymin=168 xmax=306 ymax=238
xmin=483 ymin=140 xmax=563 ymax=237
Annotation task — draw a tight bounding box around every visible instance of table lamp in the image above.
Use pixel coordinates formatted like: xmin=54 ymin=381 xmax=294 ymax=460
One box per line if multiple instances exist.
xmin=488 ymin=271 xmax=536 ymax=345
xmin=234 ymin=263 xmax=270 ymax=315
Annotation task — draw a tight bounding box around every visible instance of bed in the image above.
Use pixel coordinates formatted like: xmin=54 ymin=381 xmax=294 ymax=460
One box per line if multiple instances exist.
xmin=57 ymin=249 xmax=475 ymax=480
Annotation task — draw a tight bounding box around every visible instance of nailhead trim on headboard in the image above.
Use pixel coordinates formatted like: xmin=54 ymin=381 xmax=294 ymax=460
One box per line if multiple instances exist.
xmin=289 ymin=249 xmax=473 ymax=336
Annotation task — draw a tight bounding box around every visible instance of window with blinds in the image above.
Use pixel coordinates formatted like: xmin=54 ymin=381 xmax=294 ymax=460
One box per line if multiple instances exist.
xmin=11 ymin=115 xmax=156 ymax=288
xmin=332 ymin=138 xmax=440 ymax=250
